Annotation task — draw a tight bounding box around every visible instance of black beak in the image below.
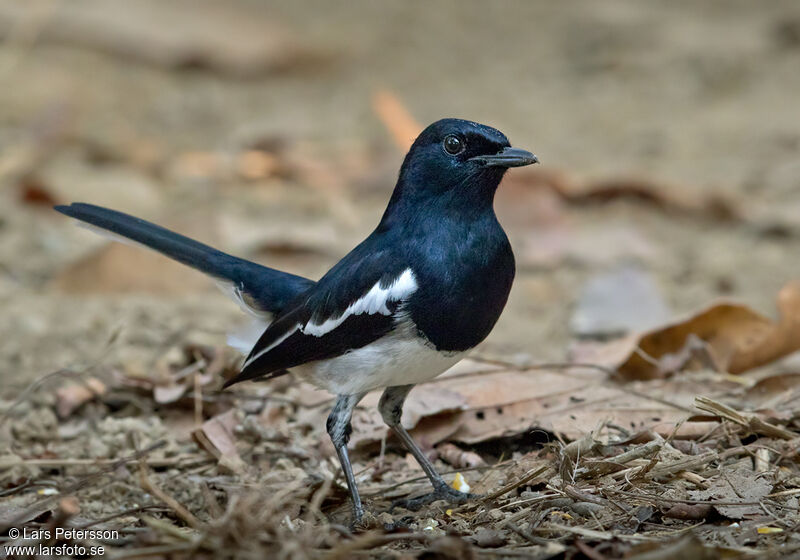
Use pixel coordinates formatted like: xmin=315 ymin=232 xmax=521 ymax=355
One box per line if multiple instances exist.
xmin=470 ymin=146 xmax=539 ymax=168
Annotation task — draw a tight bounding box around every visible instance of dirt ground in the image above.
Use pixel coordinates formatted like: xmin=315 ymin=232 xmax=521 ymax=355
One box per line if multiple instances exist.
xmin=2 ymin=1 xmax=800 ymax=558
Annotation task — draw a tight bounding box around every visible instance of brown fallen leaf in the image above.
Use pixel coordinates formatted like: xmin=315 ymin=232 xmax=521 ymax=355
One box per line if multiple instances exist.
xmin=469 ymin=528 xmax=506 ymax=549
xmin=576 ymin=280 xmax=800 ymax=380
xmin=742 ymin=372 xmax=800 ymax=411
xmin=428 ymin=366 xmax=704 ymax=444
xmin=343 ymin=360 xmax=717 ymax=447
xmin=663 ymin=503 xmax=712 ymax=520
xmin=192 ymin=410 xmax=246 ymax=474
xmin=350 ymin=386 xmax=467 ymax=449
xmin=688 ymin=470 xmax=772 ymax=519
xmin=55 ymin=377 xmax=106 ymax=419
xmin=236 ymin=150 xmax=282 ymax=181
xmin=153 ymin=383 xmax=188 ymax=405
xmin=436 ymin=443 xmax=485 ymax=469
xmin=371 ymin=90 xmax=422 ymax=152
xmin=17 ymin=176 xmax=59 ymax=207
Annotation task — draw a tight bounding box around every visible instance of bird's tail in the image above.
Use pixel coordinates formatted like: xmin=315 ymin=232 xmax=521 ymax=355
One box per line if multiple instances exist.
xmin=54 ymin=203 xmax=314 ymax=316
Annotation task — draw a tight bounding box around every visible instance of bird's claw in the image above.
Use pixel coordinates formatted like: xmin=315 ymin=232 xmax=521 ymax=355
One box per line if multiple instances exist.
xmin=391 ymin=485 xmax=478 ymax=512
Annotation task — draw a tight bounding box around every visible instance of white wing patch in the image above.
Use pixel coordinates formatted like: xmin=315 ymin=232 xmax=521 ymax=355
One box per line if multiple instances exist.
xmin=303 ymin=268 xmax=417 ymax=337
xmin=241 ymin=268 xmax=418 ymax=369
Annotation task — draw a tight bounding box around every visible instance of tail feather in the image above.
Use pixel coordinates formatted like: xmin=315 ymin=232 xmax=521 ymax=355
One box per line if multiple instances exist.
xmin=55 ymin=203 xmax=315 ymax=316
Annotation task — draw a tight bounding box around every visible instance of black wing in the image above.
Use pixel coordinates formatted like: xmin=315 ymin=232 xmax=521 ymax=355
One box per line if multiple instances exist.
xmin=224 ymin=240 xmax=415 ymax=387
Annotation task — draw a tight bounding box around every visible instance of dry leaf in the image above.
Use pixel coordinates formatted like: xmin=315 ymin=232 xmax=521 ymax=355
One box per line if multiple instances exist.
xmin=470 ymin=528 xmax=506 ymax=548
xmin=663 ymin=503 xmax=712 ymax=520
xmin=436 ymin=443 xmax=485 ymax=469
xmin=742 ymin=372 xmax=800 ymax=411
xmin=688 ymin=470 xmax=772 ymax=519
xmin=236 ymin=150 xmax=281 ymax=180
xmin=349 ymin=386 xmax=467 ymax=449
xmin=577 ymin=281 xmax=800 ymax=380
xmin=17 ymin=176 xmax=58 ymax=207
xmin=153 ymin=383 xmax=188 ymax=404
xmin=371 ymin=90 xmax=422 ymax=152
xmin=506 ymin=169 xmax=739 ymax=224
xmin=192 ymin=410 xmax=246 ymax=473
xmin=55 ymin=377 xmax=106 ymax=419
xmin=430 ymin=366 xmax=701 ymax=443
xmin=347 ymin=360 xmax=712 ymax=447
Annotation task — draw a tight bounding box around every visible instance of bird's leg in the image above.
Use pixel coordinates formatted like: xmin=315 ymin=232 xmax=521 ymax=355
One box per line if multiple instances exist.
xmin=379 ymin=385 xmax=476 ymax=511
xmin=327 ymin=393 xmax=366 ymax=522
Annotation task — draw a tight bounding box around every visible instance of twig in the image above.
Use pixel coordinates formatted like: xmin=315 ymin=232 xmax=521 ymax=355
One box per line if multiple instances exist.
xmin=506 ymin=521 xmax=550 ymax=545
xmin=538 ymin=522 xmax=614 ymax=541
xmin=137 ymin=463 xmax=203 ymax=530
xmin=694 ymin=396 xmax=796 ymax=440
xmin=194 ymin=372 xmax=203 ymax=427
xmin=482 ymin=465 xmax=551 ymax=502
xmin=582 ymin=440 xmax=662 ymax=478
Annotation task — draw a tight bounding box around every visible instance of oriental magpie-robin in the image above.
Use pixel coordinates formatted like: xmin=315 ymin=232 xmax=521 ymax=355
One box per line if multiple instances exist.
xmin=55 ymin=118 xmax=538 ymax=521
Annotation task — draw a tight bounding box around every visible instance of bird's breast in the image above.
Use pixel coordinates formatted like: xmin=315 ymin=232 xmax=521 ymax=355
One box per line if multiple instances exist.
xmin=405 ymin=222 xmax=515 ymax=352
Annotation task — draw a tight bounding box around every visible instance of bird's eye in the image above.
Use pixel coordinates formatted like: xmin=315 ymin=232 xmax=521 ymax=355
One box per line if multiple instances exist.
xmin=443 ymin=135 xmax=464 ymax=155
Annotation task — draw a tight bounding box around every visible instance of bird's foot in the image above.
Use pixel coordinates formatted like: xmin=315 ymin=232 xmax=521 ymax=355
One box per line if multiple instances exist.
xmin=350 ymin=503 xmax=366 ymax=529
xmin=391 ymin=484 xmax=478 ymax=512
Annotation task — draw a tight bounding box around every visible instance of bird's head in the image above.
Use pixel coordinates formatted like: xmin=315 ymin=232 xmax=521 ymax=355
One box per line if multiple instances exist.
xmin=388 ymin=119 xmax=538 ymax=218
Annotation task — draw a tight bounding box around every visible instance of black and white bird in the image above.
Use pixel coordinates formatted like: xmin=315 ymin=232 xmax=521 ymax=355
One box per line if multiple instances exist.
xmin=55 ymin=118 xmax=538 ymax=521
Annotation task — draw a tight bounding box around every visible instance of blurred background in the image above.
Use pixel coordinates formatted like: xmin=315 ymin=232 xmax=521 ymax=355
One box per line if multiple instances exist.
xmin=2 ymin=0 xmax=800 ymax=388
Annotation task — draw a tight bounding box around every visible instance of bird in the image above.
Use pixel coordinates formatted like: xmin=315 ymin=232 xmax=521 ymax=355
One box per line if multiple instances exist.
xmin=55 ymin=118 xmax=538 ymax=522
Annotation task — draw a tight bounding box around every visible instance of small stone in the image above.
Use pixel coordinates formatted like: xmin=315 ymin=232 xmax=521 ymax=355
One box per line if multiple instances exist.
xmin=487 ymin=508 xmax=505 ymax=521
xmin=419 ymin=518 xmax=446 ymax=537
xmin=471 ymin=528 xmax=506 ymax=548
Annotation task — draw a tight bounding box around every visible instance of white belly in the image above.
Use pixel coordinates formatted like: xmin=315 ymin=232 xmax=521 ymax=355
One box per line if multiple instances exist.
xmin=229 ymin=317 xmax=465 ymax=396
xmin=296 ymin=331 xmax=465 ymax=395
